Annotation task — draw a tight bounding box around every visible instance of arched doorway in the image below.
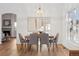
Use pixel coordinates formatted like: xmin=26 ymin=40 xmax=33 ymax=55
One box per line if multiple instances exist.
xmin=1 ymin=13 xmax=17 ymax=42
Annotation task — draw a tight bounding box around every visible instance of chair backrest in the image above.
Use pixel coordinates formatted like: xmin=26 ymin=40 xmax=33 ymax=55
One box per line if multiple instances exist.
xmin=29 ymin=33 xmax=38 ymax=44
xmin=40 ymin=33 xmax=49 ymax=44
xmin=54 ymin=33 xmax=59 ymax=43
xmin=19 ymin=33 xmax=25 ymax=43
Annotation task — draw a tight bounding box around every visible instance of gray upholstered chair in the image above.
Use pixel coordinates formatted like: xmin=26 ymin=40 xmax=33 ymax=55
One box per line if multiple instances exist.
xmin=19 ymin=33 xmax=29 ymax=50
xmin=49 ymin=33 xmax=59 ymax=50
xmin=28 ymin=33 xmax=38 ymax=51
xmin=39 ymin=33 xmax=50 ymax=51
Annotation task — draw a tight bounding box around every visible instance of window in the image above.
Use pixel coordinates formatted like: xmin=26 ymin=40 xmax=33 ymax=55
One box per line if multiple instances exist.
xmin=66 ymin=8 xmax=79 ymax=44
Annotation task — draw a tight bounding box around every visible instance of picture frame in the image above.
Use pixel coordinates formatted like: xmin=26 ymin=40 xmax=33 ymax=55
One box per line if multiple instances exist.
xmin=3 ymin=19 xmax=11 ymax=26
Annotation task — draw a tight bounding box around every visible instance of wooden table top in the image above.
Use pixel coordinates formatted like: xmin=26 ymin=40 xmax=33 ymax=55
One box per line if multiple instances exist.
xmin=25 ymin=35 xmax=54 ymax=38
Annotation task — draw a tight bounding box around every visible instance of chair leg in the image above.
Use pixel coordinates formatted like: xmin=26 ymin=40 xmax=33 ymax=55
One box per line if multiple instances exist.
xmin=27 ymin=43 xmax=29 ymax=49
xmin=53 ymin=43 xmax=54 ymax=51
xmin=27 ymin=44 xmax=31 ymax=51
xmin=24 ymin=43 xmax=26 ymax=49
xmin=20 ymin=43 xmax=23 ymax=50
xmin=56 ymin=43 xmax=58 ymax=51
xmin=24 ymin=43 xmax=26 ymax=53
xmin=20 ymin=43 xmax=24 ymax=53
xmin=37 ymin=44 xmax=38 ymax=52
xmin=29 ymin=44 xmax=31 ymax=50
xmin=40 ymin=44 xmax=42 ymax=52
xmin=50 ymin=43 xmax=51 ymax=47
xmin=47 ymin=44 xmax=50 ymax=52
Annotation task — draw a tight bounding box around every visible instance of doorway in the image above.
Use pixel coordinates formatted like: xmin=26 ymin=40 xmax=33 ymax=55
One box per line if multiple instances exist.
xmin=2 ymin=13 xmax=17 ymax=42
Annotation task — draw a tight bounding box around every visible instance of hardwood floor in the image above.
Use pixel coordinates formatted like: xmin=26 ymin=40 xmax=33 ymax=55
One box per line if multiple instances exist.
xmin=0 ymin=38 xmax=69 ymax=56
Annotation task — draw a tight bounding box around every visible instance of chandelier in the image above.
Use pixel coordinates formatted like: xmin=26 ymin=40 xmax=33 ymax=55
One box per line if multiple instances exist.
xmin=35 ymin=7 xmax=44 ymax=17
